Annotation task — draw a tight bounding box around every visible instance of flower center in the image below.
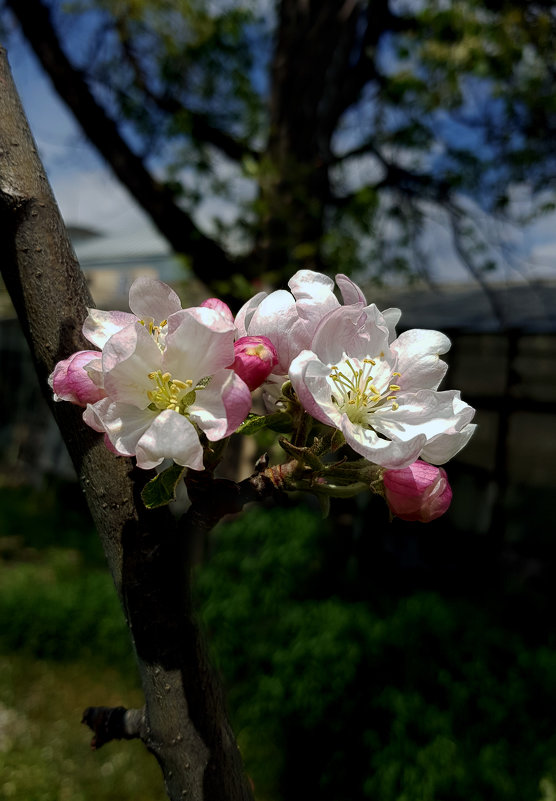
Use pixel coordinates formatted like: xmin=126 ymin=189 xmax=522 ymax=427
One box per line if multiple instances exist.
xmin=139 ymin=318 xmax=168 ymax=348
xmin=147 ymin=370 xmax=195 ymax=414
xmin=329 ymin=356 xmax=401 ymax=425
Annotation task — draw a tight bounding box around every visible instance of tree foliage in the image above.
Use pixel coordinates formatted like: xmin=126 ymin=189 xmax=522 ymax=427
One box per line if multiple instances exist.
xmin=3 ymin=0 xmax=556 ymax=293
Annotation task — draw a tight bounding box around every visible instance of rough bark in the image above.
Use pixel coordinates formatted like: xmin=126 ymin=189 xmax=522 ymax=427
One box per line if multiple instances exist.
xmin=251 ymin=0 xmax=390 ymax=274
xmin=0 ymin=45 xmax=254 ymax=801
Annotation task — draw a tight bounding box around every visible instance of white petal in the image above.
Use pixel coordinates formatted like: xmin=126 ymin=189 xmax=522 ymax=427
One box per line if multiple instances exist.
xmin=311 ymin=305 xmax=391 ymax=365
xmin=128 ymin=277 xmax=182 ymax=322
xmin=335 ymin=273 xmax=366 ymax=305
xmin=247 ymin=290 xmax=298 ymax=374
xmin=391 ymin=329 xmax=451 ymax=391
xmin=381 ymin=307 xmax=402 ymax=342
xmin=190 ymin=369 xmax=251 ymax=440
xmin=373 ymin=389 xmax=475 ymax=444
xmin=135 ymin=410 xmax=204 ymax=470
xmin=421 ymin=423 xmax=477 ymax=464
xmin=83 ymin=398 xmax=111 ymax=433
xmin=164 ymin=308 xmax=236 ymax=383
xmin=103 ymin=322 xmax=162 ymax=407
xmin=235 ymin=291 xmax=267 ymax=336
xmin=86 ymin=399 xmax=157 ymax=456
xmin=289 ymin=351 xmax=343 ymax=427
xmin=83 ymin=309 xmax=136 ymax=348
xmin=288 ymin=270 xmax=335 ymax=302
xmin=341 ymin=416 xmax=426 ymax=469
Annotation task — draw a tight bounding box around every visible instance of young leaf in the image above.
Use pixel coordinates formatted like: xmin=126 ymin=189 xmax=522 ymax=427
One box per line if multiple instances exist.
xmin=141 ymin=462 xmax=187 ymax=509
xmin=236 ymin=411 xmax=293 ymax=435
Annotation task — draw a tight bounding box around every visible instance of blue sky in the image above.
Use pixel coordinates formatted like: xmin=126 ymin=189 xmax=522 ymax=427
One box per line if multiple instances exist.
xmin=5 ymin=20 xmax=556 ymax=286
xmin=6 ymin=25 xmax=169 ymax=248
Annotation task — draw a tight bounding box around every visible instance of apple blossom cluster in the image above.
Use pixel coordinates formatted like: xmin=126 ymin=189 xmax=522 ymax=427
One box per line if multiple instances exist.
xmin=49 ymin=271 xmax=476 ymax=522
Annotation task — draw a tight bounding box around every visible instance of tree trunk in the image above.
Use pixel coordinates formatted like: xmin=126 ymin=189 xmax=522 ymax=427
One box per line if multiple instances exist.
xmin=252 ymin=0 xmax=362 ymax=276
xmin=0 ymin=45 xmax=254 ymax=801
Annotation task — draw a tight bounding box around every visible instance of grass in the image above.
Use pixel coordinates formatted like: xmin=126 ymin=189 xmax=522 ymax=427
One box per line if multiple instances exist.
xmin=0 ymin=654 xmax=165 ymax=801
xmin=0 ymin=480 xmax=166 ymax=800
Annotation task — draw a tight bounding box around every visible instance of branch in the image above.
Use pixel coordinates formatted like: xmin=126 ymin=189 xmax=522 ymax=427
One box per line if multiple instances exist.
xmin=113 ymin=19 xmax=254 ymax=164
xmin=0 ymin=45 xmax=253 ymax=801
xmin=5 ymin=0 xmax=235 ymax=286
xmin=82 ymin=706 xmax=147 ymax=750
xmin=447 ymin=202 xmax=507 ymax=327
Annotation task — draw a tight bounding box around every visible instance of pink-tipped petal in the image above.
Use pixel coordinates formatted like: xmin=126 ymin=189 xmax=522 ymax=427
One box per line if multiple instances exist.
xmin=200 ymin=297 xmax=235 ymax=324
xmin=191 ymin=369 xmax=252 ymax=440
xmin=383 ymin=460 xmax=453 ymax=522
xmin=49 ymin=350 xmax=106 ymax=406
xmin=231 ymin=336 xmax=278 ymax=390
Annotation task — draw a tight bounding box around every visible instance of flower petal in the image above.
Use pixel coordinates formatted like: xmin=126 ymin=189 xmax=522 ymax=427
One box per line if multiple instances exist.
xmin=128 ymin=277 xmax=182 ymax=322
xmin=341 ymin=415 xmax=426 ymax=469
xmin=84 ymin=398 xmax=157 ymax=457
xmin=103 ymin=322 xmax=162 ymax=407
xmin=135 ymin=410 xmax=204 ymax=470
xmin=289 ymin=350 xmax=343 ymax=427
xmin=391 ymin=329 xmax=451 ymax=391
xmin=311 ymin=304 xmax=391 ymax=365
xmin=383 ymin=461 xmax=453 ymax=521
xmin=246 ymin=290 xmax=298 ymax=375
xmin=381 ymin=308 xmax=402 ymax=342
xmin=288 ymin=269 xmax=335 ymax=302
xmin=190 ymin=369 xmax=252 ymax=440
xmin=420 ymin=423 xmax=477 ymax=465
xmin=234 ymin=291 xmax=267 ymax=337
xmin=335 ymin=273 xmax=366 ymax=305
xmin=83 ymin=309 xmax=136 ymax=348
xmin=373 ymin=389 xmax=475 ymax=446
xmin=50 ymin=350 xmax=105 ymax=406
xmin=231 ymin=336 xmax=278 ymax=391
xmin=164 ymin=307 xmax=236 ymax=383
xmin=200 ymin=297 xmax=235 ymax=324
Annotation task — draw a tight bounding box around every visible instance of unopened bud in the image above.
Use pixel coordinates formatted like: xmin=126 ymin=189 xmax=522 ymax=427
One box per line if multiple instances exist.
xmin=49 ymin=350 xmax=105 ymax=407
xmin=382 ymin=460 xmax=452 ymax=522
xmin=231 ymin=335 xmax=278 ymax=390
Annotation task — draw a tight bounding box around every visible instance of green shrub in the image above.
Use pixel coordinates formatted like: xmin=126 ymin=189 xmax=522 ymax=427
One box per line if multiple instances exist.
xmin=196 ymin=504 xmax=556 ymax=801
xmin=0 ymin=549 xmax=135 ymax=672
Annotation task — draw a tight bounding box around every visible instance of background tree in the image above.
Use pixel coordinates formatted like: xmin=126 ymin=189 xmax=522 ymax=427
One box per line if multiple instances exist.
xmin=2 ymin=0 xmax=556 ymax=302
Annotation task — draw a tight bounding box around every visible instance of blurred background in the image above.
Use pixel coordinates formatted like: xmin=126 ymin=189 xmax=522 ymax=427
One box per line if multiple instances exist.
xmin=1 ymin=1 xmax=556 ymax=799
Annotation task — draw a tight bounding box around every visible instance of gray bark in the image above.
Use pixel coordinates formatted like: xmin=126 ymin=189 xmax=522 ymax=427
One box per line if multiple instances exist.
xmin=0 ymin=45 xmax=254 ymax=801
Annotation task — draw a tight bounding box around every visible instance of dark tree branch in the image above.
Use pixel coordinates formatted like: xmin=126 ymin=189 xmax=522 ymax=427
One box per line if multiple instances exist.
xmin=113 ymin=20 xmax=254 ymax=164
xmin=447 ymin=202 xmax=507 ymax=327
xmin=0 ymin=45 xmax=255 ymax=801
xmin=82 ymin=706 xmax=147 ymax=750
xmin=4 ymin=0 xmax=236 ymax=287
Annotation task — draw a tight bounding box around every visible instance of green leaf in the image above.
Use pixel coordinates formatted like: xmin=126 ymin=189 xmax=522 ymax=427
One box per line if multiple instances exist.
xmin=141 ymin=462 xmax=186 ymax=509
xmin=236 ymin=412 xmax=293 ymax=436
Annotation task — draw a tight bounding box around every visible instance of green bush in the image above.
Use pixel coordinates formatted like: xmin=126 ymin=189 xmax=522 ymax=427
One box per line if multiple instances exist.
xmin=0 ymin=549 xmax=135 ymax=672
xmin=196 ymin=504 xmax=556 ymax=801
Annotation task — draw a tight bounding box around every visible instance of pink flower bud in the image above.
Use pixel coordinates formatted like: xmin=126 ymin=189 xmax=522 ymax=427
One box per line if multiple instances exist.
xmin=200 ymin=297 xmax=234 ymax=324
xmin=231 ymin=335 xmax=278 ymax=391
xmin=382 ymin=460 xmax=452 ymax=523
xmin=49 ymin=350 xmax=106 ymax=407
